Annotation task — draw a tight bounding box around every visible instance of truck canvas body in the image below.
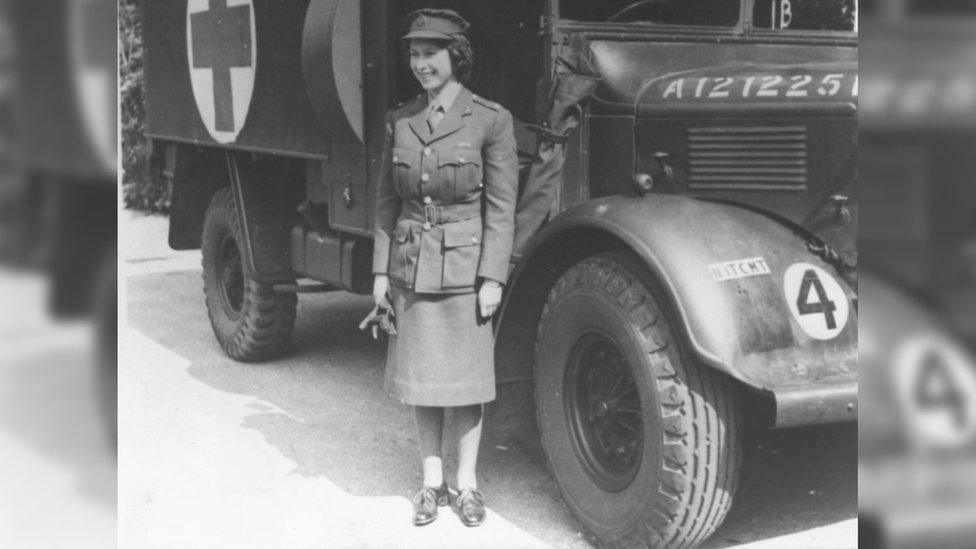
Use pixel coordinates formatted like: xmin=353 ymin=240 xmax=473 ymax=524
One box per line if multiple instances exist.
xmin=2 ymin=0 xmax=118 ymax=439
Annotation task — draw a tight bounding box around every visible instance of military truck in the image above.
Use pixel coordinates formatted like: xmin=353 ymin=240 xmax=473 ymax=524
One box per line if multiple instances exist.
xmin=142 ymin=1 xmax=858 ymax=546
xmin=1 ymin=0 xmax=117 ymax=439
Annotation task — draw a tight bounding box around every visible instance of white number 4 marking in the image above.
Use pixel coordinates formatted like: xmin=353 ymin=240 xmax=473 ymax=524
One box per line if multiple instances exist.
xmin=783 ymin=263 xmax=850 ymax=340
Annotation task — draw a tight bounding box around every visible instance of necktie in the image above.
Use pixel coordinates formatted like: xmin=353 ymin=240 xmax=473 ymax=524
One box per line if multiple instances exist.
xmin=427 ymin=103 xmax=444 ymax=131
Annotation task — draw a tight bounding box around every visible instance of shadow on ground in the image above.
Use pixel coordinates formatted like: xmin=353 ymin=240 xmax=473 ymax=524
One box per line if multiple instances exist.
xmin=707 ymin=423 xmax=857 ymax=547
xmin=127 ymin=272 xmax=856 ymax=547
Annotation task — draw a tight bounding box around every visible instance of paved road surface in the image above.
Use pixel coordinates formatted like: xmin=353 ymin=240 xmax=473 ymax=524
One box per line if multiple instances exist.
xmin=120 ymin=211 xmax=856 ymax=548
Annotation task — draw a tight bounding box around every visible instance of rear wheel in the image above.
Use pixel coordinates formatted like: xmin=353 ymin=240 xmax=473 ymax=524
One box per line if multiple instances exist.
xmin=534 ymin=252 xmax=742 ymax=548
xmin=93 ymin=246 xmax=117 ymax=450
xmin=201 ymin=188 xmax=296 ymax=361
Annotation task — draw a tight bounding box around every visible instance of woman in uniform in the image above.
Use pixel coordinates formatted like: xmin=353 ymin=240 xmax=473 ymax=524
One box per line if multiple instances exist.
xmin=371 ymin=9 xmax=518 ymax=527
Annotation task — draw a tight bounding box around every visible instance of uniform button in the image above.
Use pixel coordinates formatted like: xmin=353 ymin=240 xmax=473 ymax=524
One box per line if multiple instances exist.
xmin=421 ymin=173 xmax=430 ymax=182
xmin=423 ymin=196 xmax=432 ymax=204
xmin=478 ymin=183 xmax=484 ymax=188
xmin=392 ymin=155 xmax=399 ymax=162
xmin=471 ymin=236 xmax=478 ymax=244
xmin=458 ymin=156 xmax=465 ymax=163
xmin=423 ymin=147 xmax=432 ymax=156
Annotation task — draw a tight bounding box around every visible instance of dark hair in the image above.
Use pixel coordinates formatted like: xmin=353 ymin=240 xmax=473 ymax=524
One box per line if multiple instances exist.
xmin=403 ymin=9 xmax=475 ymax=86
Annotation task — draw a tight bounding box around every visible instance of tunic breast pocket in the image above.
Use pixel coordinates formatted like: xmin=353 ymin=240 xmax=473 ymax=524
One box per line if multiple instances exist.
xmin=391 ymin=148 xmax=415 ymax=195
xmin=441 ymin=216 xmax=482 ymax=289
xmin=437 ymin=149 xmax=482 ymax=202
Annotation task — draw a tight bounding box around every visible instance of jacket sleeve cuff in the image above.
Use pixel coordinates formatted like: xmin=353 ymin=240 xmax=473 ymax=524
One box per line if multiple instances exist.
xmin=480 ymin=276 xmax=503 ymax=287
xmin=477 ymin=264 xmax=509 ymax=286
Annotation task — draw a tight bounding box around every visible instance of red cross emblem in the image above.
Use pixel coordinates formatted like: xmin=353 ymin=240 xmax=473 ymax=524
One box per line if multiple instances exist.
xmin=186 ymin=0 xmax=256 ymax=143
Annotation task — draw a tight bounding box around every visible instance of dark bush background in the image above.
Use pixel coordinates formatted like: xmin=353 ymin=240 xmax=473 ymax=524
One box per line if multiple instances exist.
xmin=120 ymin=0 xmax=168 ymax=213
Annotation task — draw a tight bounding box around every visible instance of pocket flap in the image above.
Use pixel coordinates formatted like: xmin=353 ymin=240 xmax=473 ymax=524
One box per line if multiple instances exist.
xmin=438 ymin=149 xmax=481 ymax=168
xmin=442 ymin=217 xmax=482 ymax=248
xmin=392 ymin=147 xmax=412 ymax=167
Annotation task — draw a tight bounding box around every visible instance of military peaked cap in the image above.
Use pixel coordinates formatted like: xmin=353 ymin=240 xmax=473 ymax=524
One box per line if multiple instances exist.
xmin=402 ymin=12 xmax=466 ymax=41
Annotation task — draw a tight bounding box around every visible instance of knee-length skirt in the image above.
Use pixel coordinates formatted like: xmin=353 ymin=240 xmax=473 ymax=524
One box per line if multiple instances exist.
xmin=384 ymin=282 xmax=496 ymax=406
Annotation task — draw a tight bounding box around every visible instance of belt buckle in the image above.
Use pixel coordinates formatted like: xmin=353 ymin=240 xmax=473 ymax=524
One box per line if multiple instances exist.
xmin=423 ymin=204 xmax=436 ymax=230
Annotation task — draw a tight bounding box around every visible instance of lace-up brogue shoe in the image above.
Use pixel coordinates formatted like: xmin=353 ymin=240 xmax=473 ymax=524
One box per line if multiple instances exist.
xmin=412 ymin=482 xmax=450 ymax=526
xmin=454 ymin=487 xmax=486 ymax=527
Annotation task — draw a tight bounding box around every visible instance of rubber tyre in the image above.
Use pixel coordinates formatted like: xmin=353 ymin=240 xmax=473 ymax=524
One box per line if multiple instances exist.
xmin=201 ymin=188 xmax=297 ymax=361
xmin=534 ymin=252 xmax=742 ymax=548
xmin=93 ymin=246 xmax=117 ymax=450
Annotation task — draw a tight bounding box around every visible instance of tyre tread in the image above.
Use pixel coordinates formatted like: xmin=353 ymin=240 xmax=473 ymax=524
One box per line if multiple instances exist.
xmin=534 ymin=252 xmax=742 ymax=549
xmin=201 ymin=188 xmax=297 ymax=362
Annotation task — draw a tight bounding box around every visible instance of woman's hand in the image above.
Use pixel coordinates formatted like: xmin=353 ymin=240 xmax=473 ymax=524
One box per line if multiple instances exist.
xmin=373 ymin=274 xmax=391 ymax=309
xmin=478 ymin=279 xmax=503 ymax=318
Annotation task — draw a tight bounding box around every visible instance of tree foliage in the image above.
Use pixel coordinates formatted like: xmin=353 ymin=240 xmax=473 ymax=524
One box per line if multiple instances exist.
xmin=120 ymin=0 xmax=169 ymax=212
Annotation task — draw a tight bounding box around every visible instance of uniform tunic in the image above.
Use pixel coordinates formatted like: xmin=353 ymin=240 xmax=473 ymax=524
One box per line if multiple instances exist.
xmin=372 ymin=86 xmax=518 ymax=406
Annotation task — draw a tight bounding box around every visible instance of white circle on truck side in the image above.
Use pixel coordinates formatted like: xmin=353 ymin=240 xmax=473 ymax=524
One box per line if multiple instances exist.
xmin=783 ymin=263 xmax=849 ymax=340
xmin=186 ymin=0 xmax=257 ymax=144
xmin=71 ymin=0 xmax=117 ymax=174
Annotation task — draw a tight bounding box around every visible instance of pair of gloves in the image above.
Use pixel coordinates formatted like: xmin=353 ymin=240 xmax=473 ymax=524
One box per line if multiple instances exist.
xmin=358 ymin=304 xmax=397 ymax=339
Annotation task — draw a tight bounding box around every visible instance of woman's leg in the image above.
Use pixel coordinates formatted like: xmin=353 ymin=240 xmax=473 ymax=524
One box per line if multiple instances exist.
xmin=414 ymin=405 xmax=445 ymax=487
xmin=453 ymin=403 xmax=483 ymax=489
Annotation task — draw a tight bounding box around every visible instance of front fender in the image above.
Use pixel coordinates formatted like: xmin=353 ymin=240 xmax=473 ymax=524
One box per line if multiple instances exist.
xmin=507 ymin=194 xmax=857 ymax=427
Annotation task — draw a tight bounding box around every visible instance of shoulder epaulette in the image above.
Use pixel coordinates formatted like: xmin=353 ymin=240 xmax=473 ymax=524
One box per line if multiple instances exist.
xmin=392 ymin=95 xmax=425 ymax=116
xmin=472 ymin=94 xmax=501 ymax=112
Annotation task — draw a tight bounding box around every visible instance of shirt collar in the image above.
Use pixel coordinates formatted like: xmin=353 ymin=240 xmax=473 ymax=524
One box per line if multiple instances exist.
xmin=427 ymin=80 xmax=463 ymax=114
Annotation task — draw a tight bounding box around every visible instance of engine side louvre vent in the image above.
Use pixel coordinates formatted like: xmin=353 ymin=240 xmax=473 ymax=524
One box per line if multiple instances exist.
xmin=686 ymin=125 xmax=808 ymax=191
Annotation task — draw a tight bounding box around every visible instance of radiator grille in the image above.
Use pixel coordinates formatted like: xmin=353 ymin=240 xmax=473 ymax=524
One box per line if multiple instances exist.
xmin=686 ymin=126 xmax=808 ymax=191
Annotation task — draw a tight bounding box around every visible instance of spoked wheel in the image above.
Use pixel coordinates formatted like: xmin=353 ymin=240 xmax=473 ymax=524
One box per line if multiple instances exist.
xmin=201 ymin=188 xmax=296 ymax=361
xmin=215 ymin=232 xmax=245 ymax=319
xmin=535 ymin=252 xmax=742 ymax=548
xmin=566 ymin=333 xmax=644 ymax=492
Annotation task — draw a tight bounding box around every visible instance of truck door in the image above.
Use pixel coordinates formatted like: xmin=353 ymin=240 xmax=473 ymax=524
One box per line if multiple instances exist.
xmin=303 ymin=0 xmax=370 ymax=235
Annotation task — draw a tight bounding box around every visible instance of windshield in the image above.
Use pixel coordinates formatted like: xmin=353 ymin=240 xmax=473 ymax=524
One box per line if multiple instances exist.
xmin=752 ymin=0 xmax=858 ymax=31
xmin=860 ymin=0 xmax=976 ymax=17
xmin=559 ymin=0 xmax=739 ymax=26
xmin=559 ymin=0 xmax=858 ymax=32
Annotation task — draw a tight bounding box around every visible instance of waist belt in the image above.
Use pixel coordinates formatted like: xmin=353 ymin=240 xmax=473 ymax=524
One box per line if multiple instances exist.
xmin=402 ymin=200 xmax=481 ymax=229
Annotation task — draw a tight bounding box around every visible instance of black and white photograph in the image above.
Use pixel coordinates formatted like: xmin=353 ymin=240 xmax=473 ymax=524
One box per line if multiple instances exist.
xmin=1 ymin=0 xmax=976 ymax=547
xmin=122 ymin=1 xmax=859 ymax=546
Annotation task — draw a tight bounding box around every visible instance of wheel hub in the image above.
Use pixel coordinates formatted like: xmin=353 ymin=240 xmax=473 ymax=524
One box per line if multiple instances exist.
xmin=566 ymin=332 xmax=644 ymax=492
xmin=593 ymin=400 xmax=610 ymax=418
xmin=217 ymin=234 xmax=244 ymax=318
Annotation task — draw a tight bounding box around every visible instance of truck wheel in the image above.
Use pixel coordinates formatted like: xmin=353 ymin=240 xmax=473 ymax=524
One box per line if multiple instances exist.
xmin=201 ymin=188 xmax=296 ymax=361
xmin=534 ymin=252 xmax=742 ymax=548
xmin=93 ymin=245 xmax=117 ymax=450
